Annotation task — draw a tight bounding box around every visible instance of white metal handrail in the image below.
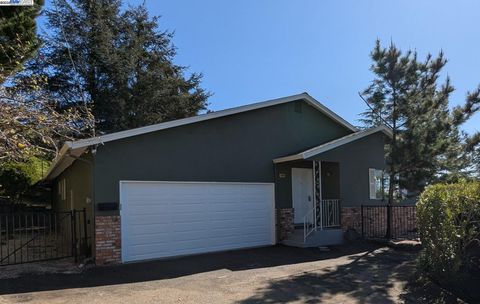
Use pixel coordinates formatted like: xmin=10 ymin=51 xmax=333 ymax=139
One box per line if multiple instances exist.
xmin=321 ymin=199 xmax=341 ymax=228
xmin=303 ymin=205 xmax=317 ymax=241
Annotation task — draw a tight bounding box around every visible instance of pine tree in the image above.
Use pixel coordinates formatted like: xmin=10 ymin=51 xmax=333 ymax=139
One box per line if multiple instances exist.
xmin=0 ymin=0 xmax=43 ymax=82
xmin=20 ymin=0 xmax=209 ymax=134
xmin=361 ymin=40 xmax=480 ymax=202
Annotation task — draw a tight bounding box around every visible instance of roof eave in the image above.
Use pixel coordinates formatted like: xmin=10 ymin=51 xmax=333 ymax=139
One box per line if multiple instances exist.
xmin=43 ymin=142 xmax=87 ymax=181
xmin=68 ymin=93 xmax=358 ymax=150
xmin=44 ymin=92 xmax=359 ymax=179
xmin=273 ymin=125 xmax=391 ymax=164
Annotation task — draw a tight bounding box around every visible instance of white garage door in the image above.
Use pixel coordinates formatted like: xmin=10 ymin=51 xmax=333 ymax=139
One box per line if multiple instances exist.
xmin=120 ymin=181 xmax=275 ymax=262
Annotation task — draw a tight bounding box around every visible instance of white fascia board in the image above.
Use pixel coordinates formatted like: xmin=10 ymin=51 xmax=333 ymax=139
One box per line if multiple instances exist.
xmin=273 ymin=125 xmax=391 ymax=163
xmin=69 ymin=93 xmax=357 ymax=149
xmin=46 ymin=92 xmax=358 ymax=179
xmin=43 ymin=143 xmax=71 ymax=179
xmin=302 ymin=125 xmax=390 ymax=159
xmin=302 ymin=94 xmax=357 ymax=132
xmin=43 ymin=144 xmax=86 ymax=180
xmin=272 ymin=154 xmax=304 ymax=164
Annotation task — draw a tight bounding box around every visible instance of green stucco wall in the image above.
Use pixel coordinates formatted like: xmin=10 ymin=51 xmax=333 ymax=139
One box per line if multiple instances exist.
xmin=274 ymin=160 xmax=313 ymax=209
xmin=309 ymin=132 xmax=387 ymax=206
xmin=53 ymin=155 xmax=94 ymax=246
xmin=273 ymin=133 xmax=386 ymax=209
xmin=92 ymin=100 xmax=352 ymax=215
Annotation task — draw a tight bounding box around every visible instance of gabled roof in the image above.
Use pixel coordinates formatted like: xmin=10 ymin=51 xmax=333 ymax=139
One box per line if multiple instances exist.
xmin=273 ymin=125 xmax=392 ymax=163
xmin=44 ymin=92 xmax=358 ymax=180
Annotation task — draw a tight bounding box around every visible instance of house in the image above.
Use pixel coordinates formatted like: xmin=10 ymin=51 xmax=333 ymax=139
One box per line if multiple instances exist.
xmin=44 ymin=93 xmax=391 ymax=265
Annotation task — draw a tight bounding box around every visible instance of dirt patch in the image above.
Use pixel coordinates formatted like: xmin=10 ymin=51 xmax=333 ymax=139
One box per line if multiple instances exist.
xmin=0 ymin=258 xmax=82 ymax=279
xmin=401 ymin=276 xmax=466 ymax=304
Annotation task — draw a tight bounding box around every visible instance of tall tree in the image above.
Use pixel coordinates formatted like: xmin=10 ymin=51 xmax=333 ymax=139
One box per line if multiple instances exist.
xmin=0 ymin=0 xmax=44 ymax=82
xmin=360 ymin=40 xmax=480 ymax=203
xmin=0 ymin=85 xmax=89 ymax=161
xmin=0 ymin=1 xmax=92 ymax=202
xmin=0 ymin=1 xmax=91 ymax=163
xmin=466 ymin=133 xmax=480 ymax=178
xmin=21 ymin=0 xmax=209 ymax=134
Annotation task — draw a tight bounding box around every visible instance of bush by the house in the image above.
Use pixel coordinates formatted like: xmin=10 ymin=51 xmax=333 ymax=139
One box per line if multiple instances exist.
xmin=417 ymin=181 xmax=480 ymax=279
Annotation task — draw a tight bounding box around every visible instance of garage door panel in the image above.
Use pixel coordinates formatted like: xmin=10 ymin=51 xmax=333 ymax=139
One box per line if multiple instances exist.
xmin=128 ymin=223 xmax=172 ymax=236
xmin=207 ymin=226 xmax=268 ymax=238
xmin=127 ymin=214 xmax=171 ymax=224
xmin=206 ymin=210 xmax=269 ymax=219
xmin=128 ymin=234 xmax=172 ymax=247
xmin=121 ymin=182 xmax=274 ymax=262
xmin=129 ymin=243 xmax=172 ymax=257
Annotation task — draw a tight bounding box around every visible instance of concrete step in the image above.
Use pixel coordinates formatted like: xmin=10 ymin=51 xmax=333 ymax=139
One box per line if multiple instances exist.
xmin=282 ymin=228 xmax=344 ymax=248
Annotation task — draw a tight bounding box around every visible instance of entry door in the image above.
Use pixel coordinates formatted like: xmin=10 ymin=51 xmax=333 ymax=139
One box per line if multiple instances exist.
xmin=292 ymin=168 xmax=314 ymax=224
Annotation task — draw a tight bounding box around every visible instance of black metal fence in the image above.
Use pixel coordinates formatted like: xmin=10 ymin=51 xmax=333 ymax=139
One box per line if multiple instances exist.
xmin=0 ymin=209 xmax=90 ymax=266
xmin=361 ymin=205 xmax=418 ymax=240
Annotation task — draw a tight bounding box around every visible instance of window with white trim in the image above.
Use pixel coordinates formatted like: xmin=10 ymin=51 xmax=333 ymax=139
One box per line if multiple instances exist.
xmin=369 ymin=169 xmax=389 ymax=200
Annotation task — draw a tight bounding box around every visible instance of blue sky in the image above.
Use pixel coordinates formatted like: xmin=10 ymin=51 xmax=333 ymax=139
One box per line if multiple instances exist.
xmin=41 ymin=0 xmax=479 ymax=134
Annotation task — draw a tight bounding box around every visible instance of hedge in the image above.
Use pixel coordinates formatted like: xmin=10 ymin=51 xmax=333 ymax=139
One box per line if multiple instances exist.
xmin=417 ymin=181 xmax=480 ymax=277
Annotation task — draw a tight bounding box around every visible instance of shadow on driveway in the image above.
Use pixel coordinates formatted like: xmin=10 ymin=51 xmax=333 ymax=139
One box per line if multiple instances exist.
xmin=238 ymin=246 xmax=416 ymax=304
xmin=0 ymin=243 xmax=380 ymax=295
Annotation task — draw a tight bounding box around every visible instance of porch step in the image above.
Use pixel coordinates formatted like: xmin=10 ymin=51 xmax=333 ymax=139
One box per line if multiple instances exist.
xmin=282 ymin=228 xmax=344 ymax=248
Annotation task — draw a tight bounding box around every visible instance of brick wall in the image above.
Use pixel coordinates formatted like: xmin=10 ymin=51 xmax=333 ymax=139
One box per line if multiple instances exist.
xmin=341 ymin=207 xmax=362 ymax=233
xmin=95 ymin=215 xmax=121 ymax=265
xmin=276 ymin=208 xmax=294 ymax=242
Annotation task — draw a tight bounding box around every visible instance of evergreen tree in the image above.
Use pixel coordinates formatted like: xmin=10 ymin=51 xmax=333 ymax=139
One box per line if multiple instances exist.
xmin=21 ymin=0 xmax=209 ymax=134
xmin=361 ymin=40 xmax=480 ymax=202
xmin=0 ymin=0 xmax=43 ymax=82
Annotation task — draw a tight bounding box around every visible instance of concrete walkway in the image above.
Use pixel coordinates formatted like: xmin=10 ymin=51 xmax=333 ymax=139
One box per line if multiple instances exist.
xmin=0 ymin=243 xmax=417 ymax=304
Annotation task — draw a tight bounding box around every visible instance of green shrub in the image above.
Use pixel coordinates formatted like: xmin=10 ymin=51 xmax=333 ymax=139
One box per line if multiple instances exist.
xmin=417 ymin=181 xmax=480 ymax=278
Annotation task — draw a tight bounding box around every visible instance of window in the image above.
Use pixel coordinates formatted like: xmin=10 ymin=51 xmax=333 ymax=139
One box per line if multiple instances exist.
xmin=369 ymin=169 xmax=389 ymax=200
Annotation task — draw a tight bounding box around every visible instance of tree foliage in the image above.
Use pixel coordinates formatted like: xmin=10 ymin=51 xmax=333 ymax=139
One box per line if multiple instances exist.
xmin=0 ymin=1 xmax=92 ymax=163
xmin=21 ymin=0 xmax=210 ymax=134
xmin=0 ymin=81 xmax=92 ymax=161
xmin=0 ymin=156 xmax=46 ymax=203
xmin=361 ymin=40 xmax=480 ymax=200
xmin=0 ymin=0 xmax=43 ymax=82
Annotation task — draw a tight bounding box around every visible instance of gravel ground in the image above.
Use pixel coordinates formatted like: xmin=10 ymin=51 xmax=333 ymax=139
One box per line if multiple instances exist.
xmin=0 ymin=243 xmax=419 ymax=304
xmin=0 ymin=258 xmax=82 ymax=280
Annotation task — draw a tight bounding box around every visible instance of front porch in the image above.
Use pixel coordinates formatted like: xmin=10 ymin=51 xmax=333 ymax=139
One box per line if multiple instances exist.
xmin=275 ymin=160 xmax=344 ymax=247
xmin=273 ymin=127 xmax=391 ymax=247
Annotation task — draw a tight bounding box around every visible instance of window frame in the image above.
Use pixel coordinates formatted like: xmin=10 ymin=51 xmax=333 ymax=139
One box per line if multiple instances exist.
xmin=369 ymin=168 xmax=388 ymax=201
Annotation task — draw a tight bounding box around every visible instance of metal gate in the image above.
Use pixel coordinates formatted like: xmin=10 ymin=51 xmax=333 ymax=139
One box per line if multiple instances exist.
xmin=0 ymin=209 xmax=90 ymax=266
xmin=361 ymin=205 xmax=418 ymax=240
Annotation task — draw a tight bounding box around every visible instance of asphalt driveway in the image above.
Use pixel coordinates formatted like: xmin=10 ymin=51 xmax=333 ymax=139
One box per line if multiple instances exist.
xmin=0 ymin=243 xmax=418 ymax=304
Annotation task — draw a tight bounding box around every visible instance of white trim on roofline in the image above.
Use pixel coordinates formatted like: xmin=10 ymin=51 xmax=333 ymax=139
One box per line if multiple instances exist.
xmin=273 ymin=125 xmax=392 ymax=163
xmin=43 ymin=92 xmax=357 ymax=180
xmin=68 ymin=92 xmax=356 ymax=150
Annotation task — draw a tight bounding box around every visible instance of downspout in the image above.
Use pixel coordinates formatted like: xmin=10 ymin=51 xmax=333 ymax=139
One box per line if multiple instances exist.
xmin=273 ymin=162 xmax=278 ymax=243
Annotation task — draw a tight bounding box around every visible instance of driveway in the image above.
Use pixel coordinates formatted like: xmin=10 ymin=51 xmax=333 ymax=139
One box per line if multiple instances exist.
xmin=0 ymin=243 xmax=418 ymax=304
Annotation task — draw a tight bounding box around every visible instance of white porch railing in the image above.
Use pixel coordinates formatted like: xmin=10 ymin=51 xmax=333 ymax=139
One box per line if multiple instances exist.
xmin=303 ymin=206 xmax=316 ymax=241
xmin=321 ymin=199 xmax=341 ymax=228
xmin=303 ymin=199 xmax=341 ymax=241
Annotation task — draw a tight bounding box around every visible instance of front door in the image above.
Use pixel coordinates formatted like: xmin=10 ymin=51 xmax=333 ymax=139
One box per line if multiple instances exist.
xmin=292 ymin=168 xmax=314 ymax=224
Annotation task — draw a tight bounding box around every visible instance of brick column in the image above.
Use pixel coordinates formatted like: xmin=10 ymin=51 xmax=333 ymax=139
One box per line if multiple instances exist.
xmin=341 ymin=207 xmax=362 ymax=233
xmin=276 ymin=208 xmax=294 ymax=242
xmin=95 ymin=215 xmax=121 ymax=265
